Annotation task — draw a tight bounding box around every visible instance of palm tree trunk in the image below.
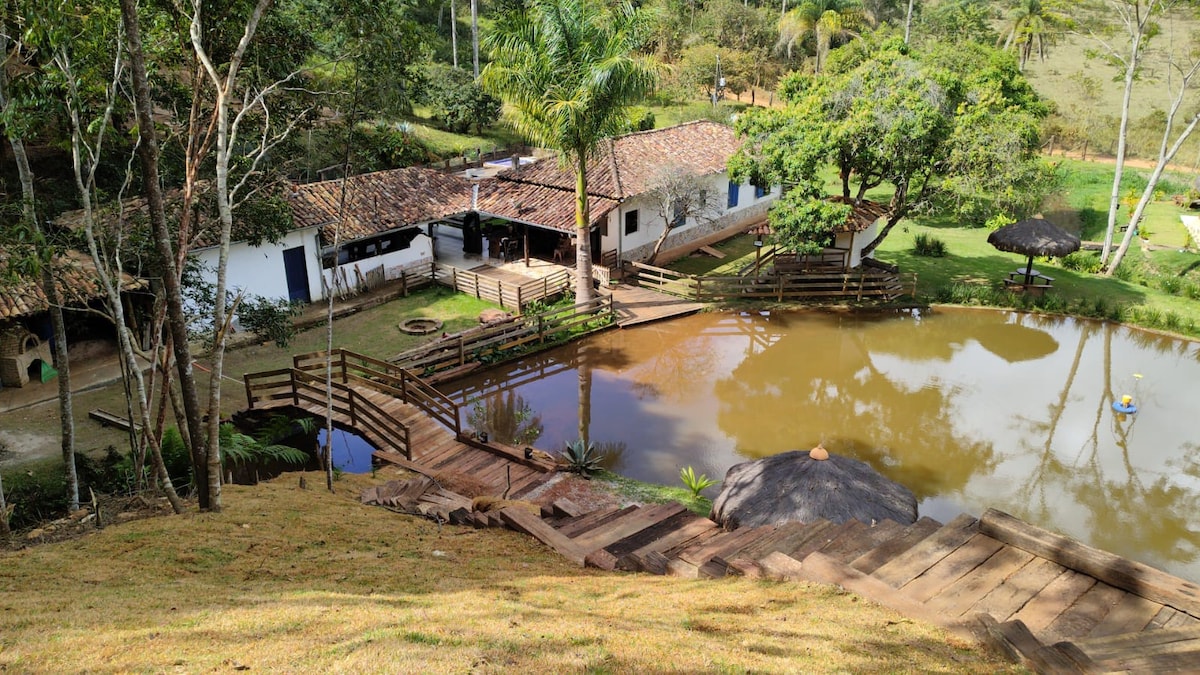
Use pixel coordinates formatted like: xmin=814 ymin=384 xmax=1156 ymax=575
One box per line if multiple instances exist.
xmin=574 ymin=149 xmax=595 ymax=304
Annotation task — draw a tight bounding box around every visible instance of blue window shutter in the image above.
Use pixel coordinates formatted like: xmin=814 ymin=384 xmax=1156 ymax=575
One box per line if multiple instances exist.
xmin=727 ymin=180 xmax=739 ymax=208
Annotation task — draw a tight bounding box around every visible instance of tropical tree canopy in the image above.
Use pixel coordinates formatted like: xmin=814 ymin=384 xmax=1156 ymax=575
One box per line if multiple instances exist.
xmin=481 ymin=0 xmax=658 ymax=302
xmin=730 ymin=37 xmax=1056 ymax=257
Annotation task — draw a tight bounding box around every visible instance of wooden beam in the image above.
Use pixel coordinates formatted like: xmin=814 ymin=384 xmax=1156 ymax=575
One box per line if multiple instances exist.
xmin=498 ymin=507 xmax=587 ymax=566
xmin=980 ymin=508 xmax=1200 ymax=618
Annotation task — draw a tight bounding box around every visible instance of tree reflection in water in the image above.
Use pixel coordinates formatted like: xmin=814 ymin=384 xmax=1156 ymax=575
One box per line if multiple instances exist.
xmin=442 ymin=308 xmax=1200 ymax=579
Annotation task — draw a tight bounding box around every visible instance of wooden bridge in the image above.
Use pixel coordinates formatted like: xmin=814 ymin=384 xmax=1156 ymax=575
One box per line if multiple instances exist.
xmin=243 ymin=348 xmax=557 ymax=498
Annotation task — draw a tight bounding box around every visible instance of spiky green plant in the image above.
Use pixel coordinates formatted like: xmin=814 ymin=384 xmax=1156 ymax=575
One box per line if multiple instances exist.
xmin=679 ymin=466 xmax=719 ymax=497
xmin=562 ymin=438 xmax=605 ymax=478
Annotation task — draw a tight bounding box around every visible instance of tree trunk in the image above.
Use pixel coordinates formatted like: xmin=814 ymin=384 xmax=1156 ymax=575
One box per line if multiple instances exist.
xmin=1107 ymin=111 xmax=1200 ymax=274
xmin=1102 ymin=14 xmax=1146 ymax=265
xmin=645 ymin=224 xmax=674 ymax=266
xmin=0 ymin=471 xmax=9 ymax=538
xmin=451 ymin=0 xmax=458 ymax=69
xmin=574 ymin=149 xmax=595 ymax=304
xmin=904 ymin=0 xmax=914 ymax=43
xmin=46 ymin=282 xmax=78 ymax=512
xmin=0 ymin=45 xmax=79 ymax=511
xmin=471 ymin=0 xmax=479 ymax=78
xmin=121 ymin=0 xmax=212 ymax=509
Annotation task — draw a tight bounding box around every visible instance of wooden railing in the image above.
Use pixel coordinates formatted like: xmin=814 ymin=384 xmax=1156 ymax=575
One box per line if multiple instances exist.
xmin=429 ymin=263 xmax=572 ymax=310
xmin=390 ymin=295 xmax=615 ymax=379
xmin=291 ymin=348 xmax=462 ymax=438
xmin=627 ymin=260 xmax=917 ymax=302
xmin=242 ymin=366 xmax=413 ymax=459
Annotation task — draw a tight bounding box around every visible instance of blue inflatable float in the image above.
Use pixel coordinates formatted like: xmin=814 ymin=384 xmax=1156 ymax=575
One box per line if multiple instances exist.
xmin=1113 ymin=395 xmax=1137 ymax=414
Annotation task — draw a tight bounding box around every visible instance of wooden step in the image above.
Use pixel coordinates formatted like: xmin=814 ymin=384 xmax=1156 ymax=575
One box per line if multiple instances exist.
xmin=816 ymin=519 xmax=907 ymax=565
xmin=786 ymin=519 xmax=862 ymax=562
xmin=924 ymin=544 xmax=1035 ymax=619
xmin=616 ymin=517 xmax=720 ymax=572
xmin=604 ymin=509 xmax=702 ymax=560
xmin=872 ymin=513 xmax=979 ymax=589
xmin=557 ymin=506 xmax=640 ymax=539
xmin=673 ymin=526 xmax=777 ymax=578
xmin=899 ymin=533 xmax=1007 ymax=603
xmin=498 ymin=507 xmax=587 ymax=567
xmin=850 ymin=516 xmax=942 ymax=574
xmin=976 ymin=614 xmax=1099 ymax=674
xmin=572 ymin=502 xmax=689 ymax=558
xmin=1071 ymin=624 xmax=1200 ymax=672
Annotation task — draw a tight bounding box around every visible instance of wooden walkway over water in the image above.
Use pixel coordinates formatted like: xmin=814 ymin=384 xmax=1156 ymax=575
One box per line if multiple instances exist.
xmin=607 ymin=283 xmax=706 ymax=327
xmin=243 ymin=349 xmax=556 ymax=499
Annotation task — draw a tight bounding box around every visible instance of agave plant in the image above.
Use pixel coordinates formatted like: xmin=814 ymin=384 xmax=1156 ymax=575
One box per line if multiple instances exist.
xmin=680 ymin=466 xmax=719 ymax=497
xmin=562 ymin=439 xmax=605 ymax=478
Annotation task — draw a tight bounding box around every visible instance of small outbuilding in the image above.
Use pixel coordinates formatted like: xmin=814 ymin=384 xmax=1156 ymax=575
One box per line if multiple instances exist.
xmin=709 ymin=446 xmax=918 ymax=530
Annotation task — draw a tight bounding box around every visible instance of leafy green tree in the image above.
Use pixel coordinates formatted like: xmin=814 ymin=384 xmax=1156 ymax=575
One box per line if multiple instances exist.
xmin=731 ymin=38 xmax=1053 ymax=256
xmin=482 ymin=0 xmax=658 ymax=304
xmin=420 ymin=64 xmax=501 ymax=134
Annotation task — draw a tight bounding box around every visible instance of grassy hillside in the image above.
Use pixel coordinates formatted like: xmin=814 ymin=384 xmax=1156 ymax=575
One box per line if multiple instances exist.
xmin=0 ymin=471 xmax=1018 ymax=673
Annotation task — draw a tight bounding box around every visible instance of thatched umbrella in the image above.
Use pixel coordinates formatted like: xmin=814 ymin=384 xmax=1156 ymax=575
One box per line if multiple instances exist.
xmin=709 ymin=446 xmax=918 ymax=530
xmin=987 ymin=218 xmax=1081 ymax=285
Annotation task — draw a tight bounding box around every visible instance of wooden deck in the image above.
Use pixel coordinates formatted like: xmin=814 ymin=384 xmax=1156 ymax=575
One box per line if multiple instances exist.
xmin=499 ymin=502 xmax=1200 ymax=673
xmin=608 ymin=283 xmax=706 ymax=328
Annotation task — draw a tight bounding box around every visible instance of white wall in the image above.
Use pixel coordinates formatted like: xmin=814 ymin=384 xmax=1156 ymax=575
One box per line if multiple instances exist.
xmin=321 ymin=232 xmax=434 ymax=292
xmin=191 ymin=226 xmax=323 ymax=304
xmin=605 ymin=171 xmax=781 ymax=263
xmin=834 ymin=219 xmax=880 ymax=268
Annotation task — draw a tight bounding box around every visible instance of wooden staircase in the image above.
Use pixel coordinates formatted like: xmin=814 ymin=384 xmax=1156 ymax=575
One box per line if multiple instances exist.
xmin=496 ymin=501 xmax=1200 ymax=673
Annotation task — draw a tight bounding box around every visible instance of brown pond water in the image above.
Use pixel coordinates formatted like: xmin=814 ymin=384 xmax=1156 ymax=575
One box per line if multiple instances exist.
xmin=441 ymin=307 xmax=1200 ymax=581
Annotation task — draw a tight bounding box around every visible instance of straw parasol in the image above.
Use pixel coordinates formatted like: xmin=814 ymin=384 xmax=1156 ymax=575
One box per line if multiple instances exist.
xmin=709 ymin=447 xmax=918 ymax=530
xmin=987 ymin=218 xmax=1081 ymax=285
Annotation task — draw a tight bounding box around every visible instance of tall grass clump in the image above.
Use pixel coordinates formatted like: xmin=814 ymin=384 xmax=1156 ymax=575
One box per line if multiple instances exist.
xmin=912 ymin=232 xmax=948 ymax=257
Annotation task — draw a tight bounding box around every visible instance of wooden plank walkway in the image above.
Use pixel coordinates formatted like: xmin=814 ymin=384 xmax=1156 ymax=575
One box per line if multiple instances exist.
xmin=608 ymin=283 xmax=705 ymax=328
xmin=495 ymin=501 xmax=1200 ymax=673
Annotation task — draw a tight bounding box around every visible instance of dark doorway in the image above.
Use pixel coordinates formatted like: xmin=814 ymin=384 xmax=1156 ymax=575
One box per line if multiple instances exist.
xmin=282 ymin=246 xmax=311 ymax=303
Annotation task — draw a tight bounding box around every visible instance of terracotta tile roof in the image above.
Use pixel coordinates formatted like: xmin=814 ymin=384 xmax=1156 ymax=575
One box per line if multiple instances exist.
xmin=500 ymin=120 xmax=741 ymax=200
xmin=474 ymin=179 xmax=617 ymax=233
xmin=0 ymin=249 xmax=145 ymax=320
xmin=829 ymin=196 xmax=888 ymax=233
xmin=289 ymin=168 xmax=474 ymax=244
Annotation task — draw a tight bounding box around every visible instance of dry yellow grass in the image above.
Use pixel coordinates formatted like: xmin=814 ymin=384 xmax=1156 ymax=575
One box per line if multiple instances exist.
xmin=0 ymin=471 xmax=1021 ymax=673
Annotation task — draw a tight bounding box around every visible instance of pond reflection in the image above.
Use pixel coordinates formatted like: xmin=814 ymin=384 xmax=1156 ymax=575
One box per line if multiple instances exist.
xmin=441 ymin=308 xmax=1200 ymax=580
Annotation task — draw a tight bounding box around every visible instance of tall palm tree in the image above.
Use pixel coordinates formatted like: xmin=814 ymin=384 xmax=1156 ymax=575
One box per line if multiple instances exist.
xmin=777 ymin=0 xmax=869 ymax=73
xmin=482 ymin=0 xmax=658 ymax=304
xmin=1001 ymin=0 xmax=1068 ymax=71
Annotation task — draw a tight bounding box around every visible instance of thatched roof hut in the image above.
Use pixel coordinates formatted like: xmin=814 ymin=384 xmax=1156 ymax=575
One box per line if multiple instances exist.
xmin=709 ymin=447 xmax=918 ymax=530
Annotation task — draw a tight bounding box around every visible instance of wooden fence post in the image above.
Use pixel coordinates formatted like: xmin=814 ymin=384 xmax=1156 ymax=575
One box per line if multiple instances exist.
xmin=349 ymin=389 xmax=358 ymax=426
xmin=516 ymin=284 xmax=523 ymax=310
xmin=856 ymin=272 xmax=865 ymax=301
xmin=459 ymin=336 xmax=466 ymax=365
xmin=474 ymin=272 xmax=481 ymax=299
xmin=538 ymin=314 xmax=545 ymax=344
xmin=291 ymin=370 xmax=299 ymax=407
xmin=694 ymin=277 xmax=703 ymax=302
xmin=399 ymin=369 xmax=408 ymax=403
xmin=340 ymin=350 xmax=348 ymax=384
xmin=244 ymin=377 xmax=254 ymax=409
xmin=498 ymin=279 xmax=505 ymax=308
xmin=400 ymin=269 xmax=408 ymax=297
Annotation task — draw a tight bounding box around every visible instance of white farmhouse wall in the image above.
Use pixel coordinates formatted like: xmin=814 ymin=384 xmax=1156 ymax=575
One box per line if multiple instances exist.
xmin=611 ymin=172 xmax=780 ymax=263
xmin=834 ymin=220 xmax=880 ymax=268
xmin=321 ymin=232 xmax=434 ymax=292
xmin=191 ymin=226 xmax=323 ymax=304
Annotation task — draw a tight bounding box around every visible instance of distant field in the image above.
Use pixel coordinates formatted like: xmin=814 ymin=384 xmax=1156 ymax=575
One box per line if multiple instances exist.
xmin=1019 ymin=10 xmax=1200 ymax=163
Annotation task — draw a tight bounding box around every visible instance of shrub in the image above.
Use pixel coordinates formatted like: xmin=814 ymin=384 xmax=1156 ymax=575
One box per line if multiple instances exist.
xmin=912 ymin=232 xmax=948 ymax=257
xmin=1060 ymin=251 xmax=1102 ymax=273
xmin=238 ymin=296 xmax=303 ymax=347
